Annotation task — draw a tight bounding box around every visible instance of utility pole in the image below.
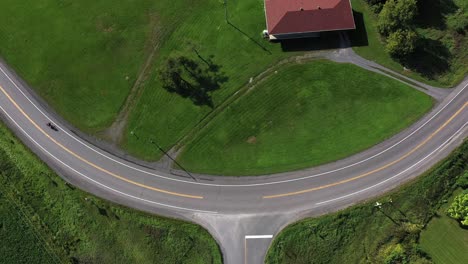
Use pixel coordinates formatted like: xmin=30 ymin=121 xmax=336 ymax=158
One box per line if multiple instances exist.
xmin=149 ymin=139 xmax=198 ymax=182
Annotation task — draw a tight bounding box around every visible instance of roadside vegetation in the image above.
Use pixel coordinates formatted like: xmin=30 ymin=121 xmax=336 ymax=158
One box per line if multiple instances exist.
xmin=351 ymin=0 xmax=468 ymax=87
xmin=266 ymin=141 xmax=468 ymax=263
xmin=0 ymin=122 xmax=222 ymax=264
xmin=177 ymin=60 xmax=432 ymax=175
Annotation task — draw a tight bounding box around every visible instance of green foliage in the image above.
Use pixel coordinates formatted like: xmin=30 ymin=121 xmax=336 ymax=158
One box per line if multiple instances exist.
xmin=378 ymin=243 xmax=405 ymax=264
xmin=378 ymin=0 xmax=418 ymax=35
xmin=446 ymin=7 xmax=468 ymax=33
xmin=266 ymin=141 xmax=468 ymax=264
xmin=386 ymin=29 xmax=419 ymax=57
xmin=0 ymin=192 xmax=60 ymax=264
xmin=353 ymin=0 xmax=468 ymax=87
xmin=0 ymin=123 xmax=222 ymax=264
xmin=178 ymin=60 xmax=432 ymax=175
xmin=447 ymin=192 xmax=468 ymax=226
xmin=365 ymin=0 xmax=387 ymax=13
xmin=457 ymin=171 xmax=468 ymax=189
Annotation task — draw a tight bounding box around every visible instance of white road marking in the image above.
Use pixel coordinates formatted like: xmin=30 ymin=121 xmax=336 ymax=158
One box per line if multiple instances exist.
xmin=316 ymin=121 xmax=467 ymax=205
xmin=0 ymin=105 xmax=218 ymax=214
xmin=0 ymin=65 xmax=466 ymax=187
xmin=245 ymin=235 xmax=273 ymax=239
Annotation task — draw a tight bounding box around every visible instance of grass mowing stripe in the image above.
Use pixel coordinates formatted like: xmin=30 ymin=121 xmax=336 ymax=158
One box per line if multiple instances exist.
xmin=177 ymin=60 xmax=433 ymax=175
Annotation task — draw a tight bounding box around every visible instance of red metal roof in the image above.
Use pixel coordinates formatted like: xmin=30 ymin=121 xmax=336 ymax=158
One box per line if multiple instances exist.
xmin=265 ymin=0 xmax=356 ymax=35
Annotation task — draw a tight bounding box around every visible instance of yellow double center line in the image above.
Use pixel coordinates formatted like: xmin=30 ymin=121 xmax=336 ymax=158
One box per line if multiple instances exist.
xmin=0 ymin=85 xmax=203 ymax=199
xmin=264 ymin=101 xmax=468 ymax=199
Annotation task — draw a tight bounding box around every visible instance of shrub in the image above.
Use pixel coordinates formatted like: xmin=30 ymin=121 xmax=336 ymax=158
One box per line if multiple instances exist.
xmin=378 ymin=0 xmax=418 ymax=35
xmin=447 ymin=192 xmax=468 ymax=226
xmin=386 ymin=29 xmax=419 ymax=57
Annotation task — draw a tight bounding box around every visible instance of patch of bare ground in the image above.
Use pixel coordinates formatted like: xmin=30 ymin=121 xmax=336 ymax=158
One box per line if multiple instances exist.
xmin=246 ymin=136 xmax=257 ymax=144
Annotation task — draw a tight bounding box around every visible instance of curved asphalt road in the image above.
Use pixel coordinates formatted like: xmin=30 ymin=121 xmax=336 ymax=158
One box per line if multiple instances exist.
xmin=0 ymin=57 xmax=467 ymax=263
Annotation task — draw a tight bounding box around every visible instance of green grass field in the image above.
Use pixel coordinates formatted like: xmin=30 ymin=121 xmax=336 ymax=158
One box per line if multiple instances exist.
xmin=266 ymin=141 xmax=468 ymax=264
xmin=0 ymin=0 xmax=290 ymax=154
xmin=0 ymin=0 xmax=174 ymax=131
xmin=0 ymin=122 xmax=221 ymax=264
xmin=420 ymin=189 xmax=468 ymax=264
xmin=121 ymin=0 xmax=292 ymax=160
xmin=0 ymin=195 xmax=58 ymax=264
xmin=351 ymin=0 xmax=468 ymax=87
xmin=177 ymin=61 xmax=432 ymax=175
xmin=0 ymin=0 xmax=464 ymax=166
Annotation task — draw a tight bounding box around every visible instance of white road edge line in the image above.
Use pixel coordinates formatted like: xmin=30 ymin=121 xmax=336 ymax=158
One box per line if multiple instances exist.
xmin=0 ymin=67 xmax=468 ymax=187
xmin=316 ymin=121 xmax=468 ymax=205
xmin=245 ymin=235 xmax=273 ymax=239
xmin=0 ymin=65 xmax=466 ymax=187
xmin=0 ymin=105 xmax=218 ymax=214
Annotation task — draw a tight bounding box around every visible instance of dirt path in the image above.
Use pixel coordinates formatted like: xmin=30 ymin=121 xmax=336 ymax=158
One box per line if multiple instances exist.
xmin=99 ymin=25 xmax=165 ymax=144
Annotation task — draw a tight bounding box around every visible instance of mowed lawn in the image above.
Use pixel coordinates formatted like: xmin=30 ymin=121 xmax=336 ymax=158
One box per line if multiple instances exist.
xmin=177 ymin=61 xmax=433 ymax=175
xmin=0 ymin=0 xmax=293 ymax=158
xmin=0 ymin=0 xmax=184 ymax=131
xmin=419 ymin=190 xmax=468 ymax=264
xmin=122 ymin=0 xmax=291 ymax=160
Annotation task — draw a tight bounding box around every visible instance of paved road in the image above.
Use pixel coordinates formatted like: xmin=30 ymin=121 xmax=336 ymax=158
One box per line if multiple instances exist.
xmin=0 ymin=56 xmax=467 ymax=263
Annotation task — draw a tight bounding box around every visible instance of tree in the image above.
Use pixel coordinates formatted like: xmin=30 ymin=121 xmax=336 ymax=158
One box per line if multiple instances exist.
xmin=378 ymin=0 xmax=418 ymax=35
xmin=158 ymin=54 xmax=227 ymax=107
xmin=385 ymin=29 xmax=418 ymax=57
xmin=365 ymin=0 xmax=387 ymax=13
xmin=447 ymin=192 xmax=468 ymax=226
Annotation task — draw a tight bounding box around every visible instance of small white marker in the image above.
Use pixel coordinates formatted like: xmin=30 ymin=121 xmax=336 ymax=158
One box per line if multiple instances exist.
xmin=245 ymin=235 xmax=273 ymax=239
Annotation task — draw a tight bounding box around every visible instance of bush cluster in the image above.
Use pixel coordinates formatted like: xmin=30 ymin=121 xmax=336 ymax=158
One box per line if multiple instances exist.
xmin=376 ymin=0 xmax=419 ymax=58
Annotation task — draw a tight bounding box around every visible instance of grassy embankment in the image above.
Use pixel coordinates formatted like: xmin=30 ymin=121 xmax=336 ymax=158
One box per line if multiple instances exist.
xmin=0 ymin=122 xmax=221 ymax=264
xmin=177 ymin=61 xmax=432 ymax=175
xmin=351 ymin=0 xmax=468 ymax=87
xmin=266 ymin=141 xmax=468 ymax=264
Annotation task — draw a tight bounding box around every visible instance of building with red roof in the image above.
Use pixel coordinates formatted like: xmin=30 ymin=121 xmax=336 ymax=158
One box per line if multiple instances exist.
xmin=264 ymin=0 xmax=356 ymax=40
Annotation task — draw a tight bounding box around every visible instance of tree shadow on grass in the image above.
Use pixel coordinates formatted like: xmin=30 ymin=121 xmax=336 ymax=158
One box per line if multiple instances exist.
xmin=160 ymin=55 xmax=228 ymax=108
xmin=280 ymin=10 xmax=368 ymax=52
xmin=415 ymin=0 xmax=458 ymax=30
xmin=402 ymin=38 xmax=451 ymax=80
